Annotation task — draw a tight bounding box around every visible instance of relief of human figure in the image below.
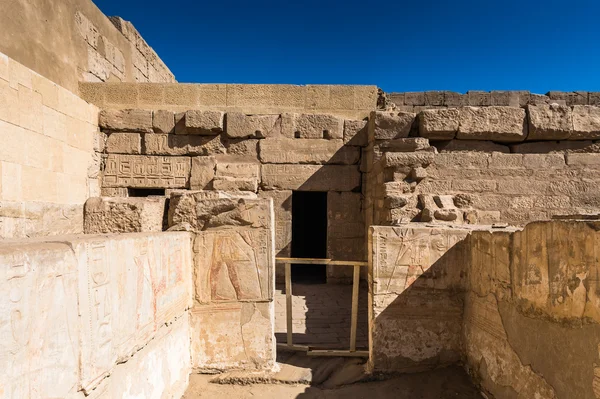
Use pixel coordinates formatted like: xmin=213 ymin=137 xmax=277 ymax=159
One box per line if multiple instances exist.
xmin=210 ymin=233 xmax=262 ymax=301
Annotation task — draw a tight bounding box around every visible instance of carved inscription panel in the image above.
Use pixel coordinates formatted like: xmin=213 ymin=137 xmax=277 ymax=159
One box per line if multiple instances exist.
xmin=103 ymin=154 xmax=191 ymax=188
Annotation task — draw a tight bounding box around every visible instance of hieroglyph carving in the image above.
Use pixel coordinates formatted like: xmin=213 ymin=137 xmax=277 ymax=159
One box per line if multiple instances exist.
xmin=103 ymin=154 xmax=191 ymax=188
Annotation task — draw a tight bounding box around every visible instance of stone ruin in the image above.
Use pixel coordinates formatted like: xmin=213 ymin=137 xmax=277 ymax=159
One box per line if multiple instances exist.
xmin=2 ymin=0 xmax=600 ymax=398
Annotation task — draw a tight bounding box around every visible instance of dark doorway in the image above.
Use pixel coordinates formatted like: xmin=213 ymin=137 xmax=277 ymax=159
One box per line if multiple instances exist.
xmin=291 ymin=191 xmax=327 ymax=283
xmin=128 ymin=188 xmax=166 ymax=197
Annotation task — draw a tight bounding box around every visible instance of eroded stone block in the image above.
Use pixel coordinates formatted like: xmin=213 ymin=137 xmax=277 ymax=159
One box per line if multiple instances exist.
xmin=261 ymin=164 xmax=361 ymax=191
xmin=190 ymin=156 xmax=216 ymax=190
xmin=418 ymin=108 xmax=460 ymax=139
xmin=259 ymin=138 xmax=359 ymax=165
xmin=180 ymin=110 xmax=224 ymax=135
xmin=105 ymin=132 xmax=141 ymax=154
xmin=283 ymin=113 xmax=343 ymax=139
xmin=377 ymin=138 xmax=431 ymax=153
xmin=457 ymin=106 xmax=527 ymax=142
xmin=370 ymin=111 xmax=416 ymax=140
xmin=144 ymin=133 xmax=226 ymax=156
xmin=571 ymin=105 xmax=600 ymax=140
xmin=84 ymin=197 xmax=166 ymax=233
xmin=103 ymin=154 xmax=191 ymax=188
xmin=225 ymin=112 xmax=280 ymax=138
xmin=343 ymin=119 xmax=368 ymax=146
xmin=152 ymin=110 xmax=175 ymax=133
xmin=527 ymin=104 xmax=573 ymax=140
xmin=99 ymin=109 xmax=153 ymax=132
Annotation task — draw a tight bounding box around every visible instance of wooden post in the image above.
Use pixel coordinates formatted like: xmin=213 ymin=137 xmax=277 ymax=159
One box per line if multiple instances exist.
xmin=350 ymin=264 xmax=360 ymax=351
xmin=285 ymin=263 xmax=293 ymax=346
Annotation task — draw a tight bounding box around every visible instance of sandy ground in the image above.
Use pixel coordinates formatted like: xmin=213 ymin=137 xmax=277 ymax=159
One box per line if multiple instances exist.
xmin=183 ymin=366 xmax=484 ymax=399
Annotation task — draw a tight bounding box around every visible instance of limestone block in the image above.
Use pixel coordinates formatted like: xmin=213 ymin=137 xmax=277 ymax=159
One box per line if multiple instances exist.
xmin=99 ymin=109 xmax=153 ymax=132
xmin=73 ymin=232 xmax=193 ymax=391
xmin=418 ymin=108 xmax=460 ymax=139
xmin=225 ymin=112 xmax=280 ymax=138
xmin=190 ymin=156 xmax=216 ymax=190
xmin=258 ymin=138 xmax=359 ymax=165
xmin=284 ymin=113 xmax=343 ymax=139
xmin=83 ymin=197 xmax=166 ymax=233
xmin=88 ymin=316 xmax=190 ymax=399
xmin=193 ymin=223 xmax=274 ymax=302
xmin=103 ymin=154 xmax=191 ymax=188
xmin=376 ymin=138 xmax=431 ymax=153
xmin=457 ymin=106 xmax=527 ymax=142
xmin=190 ymin=302 xmax=275 ymax=371
xmin=370 ymin=111 xmax=416 ymax=140
xmin=527 ymin=104 xmax=573 ymax=140
xmin=143 ymin=133 xmax=226 ymax=156
xmin=435 ymin=140 xmax=510 ymax=153
xmin=105 ymin=132 xmax=141 ymax=154
xmin=0 ymin=242 xmax=79 ymax=398
xmin=152 ymin=109 xmax=175 ymax=133
xmin=261 ymin=164 xmax=361 ymax=191
xmin=181 ymin=110 xmax=224 ymax=135
xmin=571 ymin=105 xmax=600 ymax=140
xmin=343 ymin=119 xmax=368 ymax=146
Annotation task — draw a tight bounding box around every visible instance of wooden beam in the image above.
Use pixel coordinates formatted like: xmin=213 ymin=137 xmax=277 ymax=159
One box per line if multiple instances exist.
xmin=277 ymin=343 xmax=309 ymax=352
xmin=276 ymin=257 xmax=331 ymax=265
xmin=285 ymin=262 xmax=293 ymax=346
xmin=350 ymin=264 xmax=360 ymax=351
xmin=328 ymin=260 xmax=368 ymax=267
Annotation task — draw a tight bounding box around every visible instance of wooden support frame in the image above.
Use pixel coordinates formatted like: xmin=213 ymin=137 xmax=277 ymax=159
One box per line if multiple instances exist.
xmin=276 ymin=257 xmax=368 ymax=358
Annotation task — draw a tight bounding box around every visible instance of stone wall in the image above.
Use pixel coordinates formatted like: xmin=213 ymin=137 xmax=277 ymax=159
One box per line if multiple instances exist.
xmin=93 ymin=105 xmax=371 ymax=282
xmin=0 ymin=0 xmax=174 ymax=94
xmin=0 ymin=231 xmax=193 ymax=398
xmin=465 ymin=221 xmax=600 ymax=399
xmin=0 ymin=51 xmax=100 ymax=238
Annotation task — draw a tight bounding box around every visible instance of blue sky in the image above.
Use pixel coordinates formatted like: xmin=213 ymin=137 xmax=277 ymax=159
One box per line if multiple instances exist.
xmin=95 ymin=0 xmax=600 ymax=93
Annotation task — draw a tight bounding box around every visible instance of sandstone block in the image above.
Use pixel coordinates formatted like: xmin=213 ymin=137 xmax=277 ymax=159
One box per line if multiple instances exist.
xmin=83 ymin=197 xmax=166 ymax=233
xmin=527 ymin=104 xmax=573 ymax=140
xmin=105 ymin=132 xmax=141 ymax=154
xmin=370 ymin=111 xmax=416 ymax=140
xmin=571 ymin=105 xmax=600 ymax=140
xmin=343 ymin=119 xmax=368 ymax=146
xmin=261 ymin=164 xmax=360 ymax=191
xmin=565 ymin=153 xmax=600 ymax=166
xmin=178 ymin=110 xmax=224 ymax=135
xmin=377 ymin=138 xmax=430 ymax=152
xmin=216 ymin=161 xmax=260 ymax=179
xmin=418 ymin=108 xmax=460 ymax=139
xmin=143 ymin=133 xmax=226 ymax=156
xmin=100 ymin=187 xmax=128 ymax=197
xmin=225 ymin=112 xmax=280 ymax=138
xmin=190 ymin=156 xmax=216 ymax=190
xmin=434 ymin=140 xmax=509 ymax=153
xmin=99 ymin=109 xmax=153 ymax=132
xmin=222 ymin=138 xmax=259 ymax=158
xmin=457 ymin=106 xmax=527 ymax=142
xmin=103 ymin=154 xmax=191 ymax=188
xmin=152 ymin=110 xmax=175 ymax=133
xmin=284 ymin=113 xmax=343 ymax=139
xmin=213 ymin=177 xmax=258 ymax=192
xmin=510 ymin=140 xmax=598 ymax=153
xmin=258 ymin=138 xmax=359 ymax=164
xmin=382 ymin=152 xmax=435 ymax=168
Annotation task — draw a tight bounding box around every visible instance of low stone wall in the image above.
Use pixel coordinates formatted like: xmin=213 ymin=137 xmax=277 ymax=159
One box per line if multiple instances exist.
xmin=0 ymin=51 xmax=100 ymax=238
xmin=0 ymin=231 xmax=193 ymax=397
xmin=465 ymin=221 xmax=600 ymax=399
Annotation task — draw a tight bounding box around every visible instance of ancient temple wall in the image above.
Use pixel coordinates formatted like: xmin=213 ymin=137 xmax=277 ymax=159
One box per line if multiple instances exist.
xmin=464 ymin=221 xmax=600 ymax=399
xmin=0 ymin=231 xmax=193 ymax=398
xmin=0 ymin=51 xmax=100 ymax=238
xmin=0 ymin=0 xmax=174 ymax=94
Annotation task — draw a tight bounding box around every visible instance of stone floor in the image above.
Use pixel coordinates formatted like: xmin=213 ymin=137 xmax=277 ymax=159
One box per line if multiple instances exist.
xmin=183 ymin=366 xmax=484 ymax=398
xmin=274 ymin=282 xmax=369 ymax=349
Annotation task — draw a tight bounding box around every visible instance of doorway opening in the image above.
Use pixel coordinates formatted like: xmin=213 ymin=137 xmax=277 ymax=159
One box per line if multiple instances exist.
xmin=291 ymin=191 xmax=327 ymax=283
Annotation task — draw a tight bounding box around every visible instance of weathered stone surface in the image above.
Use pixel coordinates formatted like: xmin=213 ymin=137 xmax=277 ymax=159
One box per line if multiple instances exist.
xmin=282 ymin=113 xmax=344 ymax=139
xmin=258 ymin=190 xmax=292 ymax=259
xmin=213 ymin=177 xmax=258 ymax=192
xmin=103 ymin=154 xmax=191 ymax=188
xmin=382 ymin=152 xmax=435 ymax=167
xmin=527 ymin=104 xmax=573 ymax=140
xmin=190 ymin=156 xmax=216 ymax=190
xmin=571 ymin=105 xmax=600 ymax=140
xmin=370 ymin=111 xmax=416 ymax=140
xmin=216 ymin=161 xmax=260 ymax=179
xmin=418 ymin=108 xmax=460 ymax=139
xmin=259 ymin=138 xmax=359 ymax=165
xmin=84 ymin=197 xmax=166 ymax=233
xmin=105 ymin=132 xmax=141 ymax=154
xmin=99 ymin=109 xmax=153 ymax=132
xmin=434 ymin=140 xmax=510 ymax=153
xmin=510 ymin=140 xmax=599 ymax=153
xmin=179 ymin=110 xmax=224 ymax=135
xmin=190 ymin=302 xmax=275 ymax=371
xmin=376 ymin=138 xmax=430 ymax=153
xmin=152 ymin=109 xmax=175 ymax=133
xmin=143 ymin=133 xmax=226 ymax=156
xmin=261 ymin=164 xmax=361 ymax=191
xmin=343 ymin=119 xmax=368 ymax=146
xmin=222 ymin=138 xmax=259 ymax=158
xmin=100 ymin=187 xmax=128 ymax=197
xmin=225 ymin=112 xmax=280 ymax=138
xmin=457 ymin=106 xmax=526 ymax=142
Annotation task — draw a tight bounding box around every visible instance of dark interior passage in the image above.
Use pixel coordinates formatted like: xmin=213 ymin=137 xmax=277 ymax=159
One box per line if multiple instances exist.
xmin=291 ymin=191 xmax=327 ymax=283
